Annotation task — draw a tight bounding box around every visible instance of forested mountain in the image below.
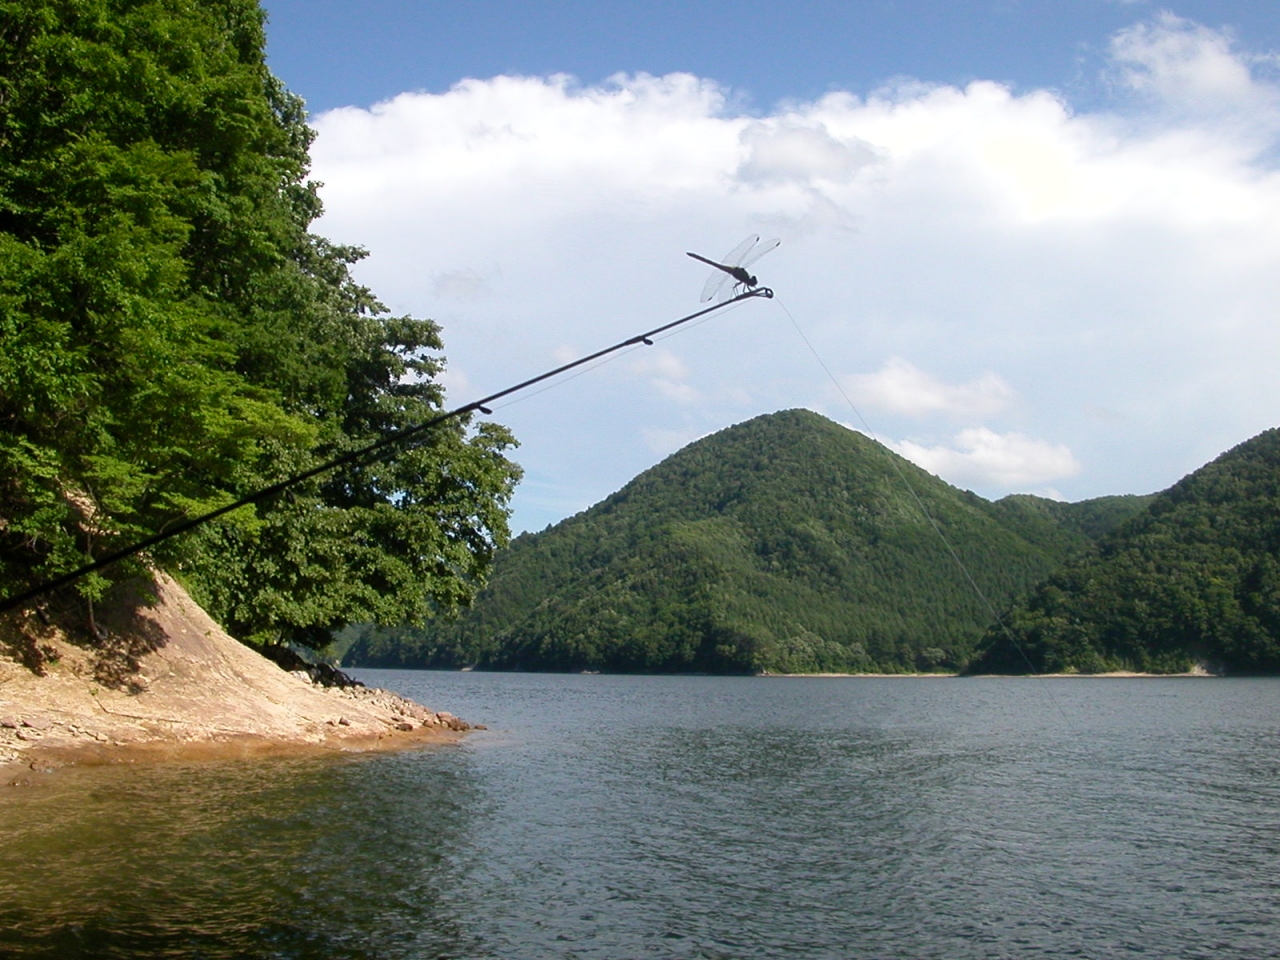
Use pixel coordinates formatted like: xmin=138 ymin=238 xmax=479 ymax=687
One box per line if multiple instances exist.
xmin=345 ymin=410 xmax=1149 ymax=673
xmin=0 ymin=1 xmax=519 ymax=647
xmin=970 ymin=428 xmax=1280 ymax=675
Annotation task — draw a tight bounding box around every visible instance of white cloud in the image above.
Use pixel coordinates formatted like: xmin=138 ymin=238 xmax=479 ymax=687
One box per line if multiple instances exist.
xmin=738 ymin=120 xmax=878 ymax=184
xmin=654 ymin=380 xmax=701 ymax=404
xmin=631 ymin=349 xmax=699 ymax=404
xmin=631 ymin=349 xmax=689 ymax=381
xmin=1111 ymin=13 xmax=1274 ymax=118
xmin=844 ymin=358 xmax=1013 ymax=420
xmin=551 ymin=344 xmax=580 ymax=365
xmin=307 ymin=15 xmax=1280 ymax=530
xmin=432 ymin=267 xmax=491 ymax=301
xmin=892 ymin=429 xmax=1083 ymax=488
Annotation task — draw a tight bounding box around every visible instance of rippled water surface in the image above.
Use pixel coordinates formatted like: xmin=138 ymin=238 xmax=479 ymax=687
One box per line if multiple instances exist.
xmin=2 ymin=673 xmax=1279 ymax=958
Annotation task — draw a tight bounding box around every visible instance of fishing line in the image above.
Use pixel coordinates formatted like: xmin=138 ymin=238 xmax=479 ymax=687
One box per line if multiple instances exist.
xmin=485 ymin=296 xmax=754 ymax=414
xmin=0 ymin=288 xmax=771 ymax=615
xmin=481 ymin=345 xmax=646 ymax=414
xmin=773 ymin=296 xmax=1067 ymax=697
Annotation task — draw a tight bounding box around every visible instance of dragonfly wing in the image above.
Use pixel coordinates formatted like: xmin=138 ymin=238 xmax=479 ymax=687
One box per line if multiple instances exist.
xmin=700 ymin=267 xmax=733 ymax=302
xmin=739 ymin=237 xmax=780 ymax=271
xmin=700 ymin=235 xmax=759 ymax=302
xmin=721 ymin=234 xmax=760 ymax=267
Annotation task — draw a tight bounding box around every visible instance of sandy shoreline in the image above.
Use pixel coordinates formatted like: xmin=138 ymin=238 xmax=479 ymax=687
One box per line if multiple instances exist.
xmin=0 ymin=574 xmax=475 ymax=782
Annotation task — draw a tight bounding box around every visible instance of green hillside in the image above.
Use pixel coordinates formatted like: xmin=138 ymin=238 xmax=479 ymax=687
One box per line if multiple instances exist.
xmin=970 ymin=428 xmax=1280 ymax=675
xmin=346 ymin=410 xmax=1147 ymax=674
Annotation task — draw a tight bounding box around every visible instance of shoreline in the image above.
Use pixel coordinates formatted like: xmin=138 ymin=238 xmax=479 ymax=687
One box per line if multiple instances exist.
xmin=757 ymin=670 xmax=1222 ymax=678
xmin=758 ymin=671 xmax=957 ymax=678
xmin=1 ymin=574 xmax=476 ymax=783
xmin=4 ymin=724 xmax=467 ymax=784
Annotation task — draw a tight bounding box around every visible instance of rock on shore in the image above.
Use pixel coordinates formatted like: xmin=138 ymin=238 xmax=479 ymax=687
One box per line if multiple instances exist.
xmin=0 ymin=574 xmax=471 ymax=776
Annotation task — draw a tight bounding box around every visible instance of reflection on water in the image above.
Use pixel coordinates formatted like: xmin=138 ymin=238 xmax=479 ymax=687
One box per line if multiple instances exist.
xmin=2 ymin=674 xmax=1280 ymax=958
xmin=0 ymin=749 xmax=485 ymax=959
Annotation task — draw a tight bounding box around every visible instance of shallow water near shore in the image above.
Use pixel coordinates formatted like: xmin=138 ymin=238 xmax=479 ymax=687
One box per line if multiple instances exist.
xmin=2 ymin=673 xmax=1279 ymax=958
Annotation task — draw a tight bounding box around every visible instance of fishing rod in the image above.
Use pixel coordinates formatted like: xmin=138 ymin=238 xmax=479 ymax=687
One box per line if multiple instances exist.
xmin=0 ymin=285 xmax=774 ymax=615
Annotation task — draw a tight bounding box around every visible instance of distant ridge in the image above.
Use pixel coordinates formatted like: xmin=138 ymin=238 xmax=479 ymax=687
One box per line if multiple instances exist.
xmin=970 ymin=427 xmax=1280 ymax=675
xmin=346 ymin=410 xmax=1149 ymax=674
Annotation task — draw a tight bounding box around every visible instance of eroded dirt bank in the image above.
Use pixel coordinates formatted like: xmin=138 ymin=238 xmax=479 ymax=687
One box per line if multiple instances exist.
xmin=0 ymin=574 xmax=471 ymax=779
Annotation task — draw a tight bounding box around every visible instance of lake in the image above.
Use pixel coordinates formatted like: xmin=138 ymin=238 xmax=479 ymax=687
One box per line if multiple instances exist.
xmin=1 ymin=672 xmax=1278 ymax=958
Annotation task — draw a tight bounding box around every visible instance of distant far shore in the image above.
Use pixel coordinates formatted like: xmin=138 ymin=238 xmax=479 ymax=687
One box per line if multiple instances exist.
xmin=758 ymin=672 xmax=957 ymax=678
xmin=351 ymin=666 xmax=1232 ymax=679
xmin=758 ymin=670 xmax=1223 ymax=678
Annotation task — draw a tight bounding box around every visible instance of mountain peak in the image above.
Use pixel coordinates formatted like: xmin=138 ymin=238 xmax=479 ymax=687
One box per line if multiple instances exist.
xmin=347 ymin=409 xmax=1149 ymax=674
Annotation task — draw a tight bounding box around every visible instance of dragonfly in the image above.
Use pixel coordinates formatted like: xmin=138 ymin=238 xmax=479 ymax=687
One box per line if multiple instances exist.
xmin=686 ymin=235 xmax=781 ymax=302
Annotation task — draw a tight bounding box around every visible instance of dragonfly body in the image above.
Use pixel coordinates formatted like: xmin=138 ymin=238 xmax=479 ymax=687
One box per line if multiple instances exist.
xmin=686 ymin=251 xmax=758 ymax=288
xmin=686 ymin=235 xmax=780 ymax=301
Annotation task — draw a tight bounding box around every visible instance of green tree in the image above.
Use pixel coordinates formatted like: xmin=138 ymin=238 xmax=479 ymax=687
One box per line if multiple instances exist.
xmin=0 ymin=0 xmax=520 ymax=646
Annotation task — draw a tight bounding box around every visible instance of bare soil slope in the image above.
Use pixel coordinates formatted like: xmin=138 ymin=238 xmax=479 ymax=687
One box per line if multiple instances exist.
xmin=0 ymin=575 xmax=468 ymax=775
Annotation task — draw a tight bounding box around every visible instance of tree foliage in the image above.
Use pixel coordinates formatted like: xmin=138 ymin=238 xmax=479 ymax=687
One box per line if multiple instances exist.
xmin=969 ymin=428 xmax=1280 ymax=675
xmin=345 ymin=410 xmax=1146 ymax=673
xmin=0 ymin=0 xmax=521 ymax=646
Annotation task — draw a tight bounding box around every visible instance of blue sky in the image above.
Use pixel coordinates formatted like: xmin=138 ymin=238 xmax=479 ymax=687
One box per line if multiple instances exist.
xmin=259 ymin=2 xmax=1280 ymax=532
xmin=262 ymin=1 xmax=1279 ymax=114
